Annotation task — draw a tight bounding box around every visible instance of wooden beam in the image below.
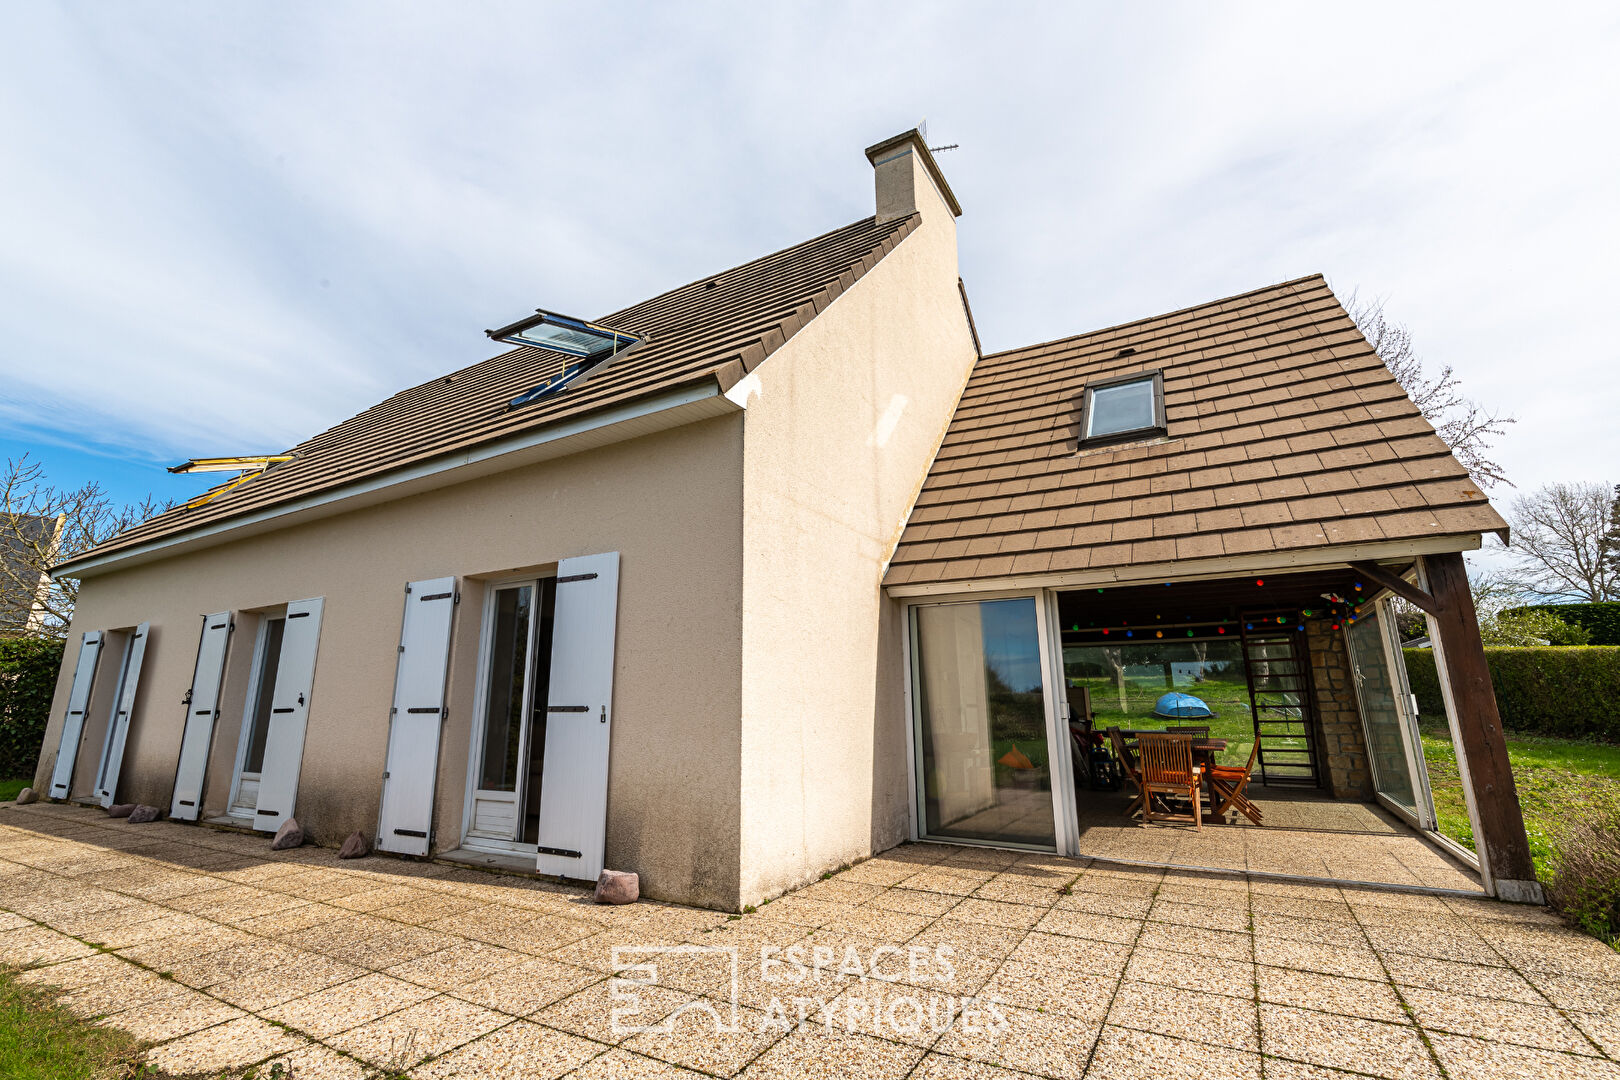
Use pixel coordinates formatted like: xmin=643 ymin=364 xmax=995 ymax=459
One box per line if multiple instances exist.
xmin=1349 ymin=561 xmax=1439 ymax=617
xmin=1421 ymin=551 xmax=1540 ymax=898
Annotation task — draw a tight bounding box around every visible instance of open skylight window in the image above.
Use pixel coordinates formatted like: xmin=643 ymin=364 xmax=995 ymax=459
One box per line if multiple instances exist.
xmin=487 ymin=309 xmax=641 ymax=407
xmin=1078 ymin=371 xmax=1165 ymax=446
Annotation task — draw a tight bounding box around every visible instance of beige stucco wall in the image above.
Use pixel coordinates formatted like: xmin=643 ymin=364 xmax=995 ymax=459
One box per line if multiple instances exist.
xmin=734 ymin=170 xmax=979 ymax=904
xmin=38 ymin=414 xmax=746 ymax=908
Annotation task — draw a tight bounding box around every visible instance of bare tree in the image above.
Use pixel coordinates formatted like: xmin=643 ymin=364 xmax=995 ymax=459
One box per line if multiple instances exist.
xmin=1346 ymin=295 xmax=1515 ymax=492
xmin=0 ymin=456 xmax=169 ymax=639
xmin=1505 ymin=481 xmax=1619 ymax=602
xmin=1605 ymin=483 xmax=1620 ymax=579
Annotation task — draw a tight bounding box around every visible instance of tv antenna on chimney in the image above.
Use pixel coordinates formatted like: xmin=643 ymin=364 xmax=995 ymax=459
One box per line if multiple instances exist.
xmin=916 ymin=117 xmax=957 ymax=153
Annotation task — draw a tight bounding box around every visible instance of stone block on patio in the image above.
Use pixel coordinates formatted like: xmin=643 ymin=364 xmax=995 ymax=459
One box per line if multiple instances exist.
xmin=270 ymin=818 xmax=305 ymax=850
xmin=338 ymin=830 xmax=370 ymax=859
xmin=127 ymin=805 xmax=160 ymax=823
xmin=594 ymin=869 xmax=639 ymax=905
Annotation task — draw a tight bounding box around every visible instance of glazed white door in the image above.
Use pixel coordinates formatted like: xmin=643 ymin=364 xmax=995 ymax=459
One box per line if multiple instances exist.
xmin=535 ymin=552 xmax=620 ymax=881
xmin=94 ymin=623 xmax=150 ymax=807
xmin=47 ymin=631 xmax=104 ymax=799
xmin=377 ymin=578 xmax=457 ymax=856
xmin=171 ymin=613 xmax=233 ymax=819
xmin=252 ymin=597 xmax=325 ymax=832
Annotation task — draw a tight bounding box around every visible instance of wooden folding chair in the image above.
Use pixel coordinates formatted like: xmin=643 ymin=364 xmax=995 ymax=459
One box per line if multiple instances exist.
xmin=1107 ymin=726 xmax=1145 ymax=817
xmin=1138 ymin=734 xmax=1203 ymax=829
xmin=1164 ymin=725 xmax=1210 ymax=738
xmin=1205 ymin=739 xmax=1264 ymax=826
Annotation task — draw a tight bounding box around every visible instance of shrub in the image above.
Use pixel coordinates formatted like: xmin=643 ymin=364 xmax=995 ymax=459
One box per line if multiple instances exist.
xmin=1507 ymin=602 xmax=1620 ymax=646
xmin=1404 ymin=646 xmax=1620 ymax=741
xmin=0 ymin=637 xmax=63 ymax=778
xmin=1545 ymin=803 xmax=1620 ymax=943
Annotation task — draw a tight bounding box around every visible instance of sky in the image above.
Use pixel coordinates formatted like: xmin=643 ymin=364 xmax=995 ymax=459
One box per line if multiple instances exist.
xmin=2 ymin=2 xmax=1617 ymax=531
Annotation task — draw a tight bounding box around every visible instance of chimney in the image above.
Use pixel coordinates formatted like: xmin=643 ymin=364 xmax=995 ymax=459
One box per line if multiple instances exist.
xmin=864 ymin=128 xmax=963 ymax=225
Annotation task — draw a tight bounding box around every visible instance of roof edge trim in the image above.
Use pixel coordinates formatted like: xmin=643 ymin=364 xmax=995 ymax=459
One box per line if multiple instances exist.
xmin=56 ymin=376 xmax=741 ymax=579
xmin=884 ymin=533 xmax=1485 ymax=598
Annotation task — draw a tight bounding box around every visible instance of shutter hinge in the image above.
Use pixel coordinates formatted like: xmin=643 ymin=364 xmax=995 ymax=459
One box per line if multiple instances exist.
xmin=390 ymin=707 xmax=398 ymax=715
xmin=405 ymin=584 xmax=412 ymax=594
xmin=399 ymin=644 xmax=406 ymax=653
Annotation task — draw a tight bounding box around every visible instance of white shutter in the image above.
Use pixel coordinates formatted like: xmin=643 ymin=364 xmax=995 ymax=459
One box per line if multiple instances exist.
xmin=535 ymin=552 xmax=620 ymax=880
xmin=96 ymin=622 xmax=150 ymax=807
xmin=253 ymin=597 xmax=324 ymax=832
xmin=170 ymin=613 xmax=233 ymax=820
xmin=48 ymin=631 xmax=104 ymax=799
xmin=376 ymin=578 xmax=457 ymax=855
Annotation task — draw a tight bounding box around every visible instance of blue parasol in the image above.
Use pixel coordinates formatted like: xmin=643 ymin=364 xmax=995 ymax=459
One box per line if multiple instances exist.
xmin=1152 ymin=692 xmax=1215 ymax=719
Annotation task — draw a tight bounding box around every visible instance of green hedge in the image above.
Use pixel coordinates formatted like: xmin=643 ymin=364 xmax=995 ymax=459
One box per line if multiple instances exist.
xmin=1506 ymin=603 xmax=1620 ymax=646
xmin=0 ymin=638 xmax=63 ymax=779
xmin=1405 ymin=646 xmax=1620 ymax=740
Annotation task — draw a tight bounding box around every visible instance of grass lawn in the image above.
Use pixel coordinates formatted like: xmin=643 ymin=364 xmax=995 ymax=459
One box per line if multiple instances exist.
xmin=0 ymin=779 xmax=29 ymax=802
xmin=0 ymin=967 xmax=149 ymax=1080
xmin=1420 ymin=723 xmax=1620 ymax=878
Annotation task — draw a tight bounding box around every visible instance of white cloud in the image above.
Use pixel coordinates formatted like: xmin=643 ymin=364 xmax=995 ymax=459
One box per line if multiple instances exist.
xmin=0 ymin=1 xmax=1615 ymax=499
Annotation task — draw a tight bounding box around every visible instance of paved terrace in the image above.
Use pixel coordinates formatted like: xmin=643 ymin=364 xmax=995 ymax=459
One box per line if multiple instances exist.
xmin=3 ymin=803 xmax=1619 ymax=1080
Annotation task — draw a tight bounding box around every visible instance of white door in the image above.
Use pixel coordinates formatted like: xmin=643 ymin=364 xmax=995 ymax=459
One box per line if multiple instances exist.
xmin=94 ymin=622 xmax=150 ymax=807
xmin=253 ymin=597 xmax=324 ymax=832
xmin=47 ymin=631 xmax=104 ymax=799
xmin=535 ymin=552 xmax=620 ymax=880
xmin=171 ymin=613 xmax=234 ymax=820
xmin=377 ymin=578 xmax=457 ymax=856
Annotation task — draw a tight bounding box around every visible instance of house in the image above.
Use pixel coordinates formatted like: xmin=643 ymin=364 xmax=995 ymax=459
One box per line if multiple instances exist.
xmin=34 ymin=130 xmax=1540 ymax=909
xmin=1 ymin=513 xmax=64 ymax=636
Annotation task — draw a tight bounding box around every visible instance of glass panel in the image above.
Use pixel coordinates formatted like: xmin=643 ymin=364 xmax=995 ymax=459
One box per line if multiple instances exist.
xmin=915 ymin=597 xmax=1053 ymax=847
xmin=95 ymin=637 xmax=135 ymax=790
xmin=1087 ymin=379 xmax=1155 ymax=437
xmin=244 ymin=618 xmax=285 ymax=774
xmin=1062 ymin=639 xmax=1254 ymax=766
xmin=521 ymin=578 xmax=558 ymax=845
xmin=479 ymin=585 xmax=533 ymax=792
xmin=1346 ymin=611 xmax=1418 ymax=818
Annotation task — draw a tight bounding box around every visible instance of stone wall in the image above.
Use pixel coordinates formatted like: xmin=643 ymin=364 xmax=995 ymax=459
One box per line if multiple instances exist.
xmin=1306 ymin=618 xmax=1373 ymax=800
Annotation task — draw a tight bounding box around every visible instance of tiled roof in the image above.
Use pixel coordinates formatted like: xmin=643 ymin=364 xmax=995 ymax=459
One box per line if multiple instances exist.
xmin=885 ymin=274 xmax=1507 ymax=589
xmin=66 ymin=214 xmax=920 ymax=569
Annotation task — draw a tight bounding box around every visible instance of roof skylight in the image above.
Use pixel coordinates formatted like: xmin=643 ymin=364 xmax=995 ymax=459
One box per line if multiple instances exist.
xmin=487 ymin=309 xmax=638 ymax=359
xmin=487 ymin=308 xmax=641 ymax=407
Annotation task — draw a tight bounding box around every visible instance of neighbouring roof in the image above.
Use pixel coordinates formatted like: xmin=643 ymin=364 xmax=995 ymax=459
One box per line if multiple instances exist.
xmin=63 ymin=214 xmax=920 ymax=572
xmin=885 ymin=275 xmax=1508 ymax=589
xmin=1 ymin=513 xmax=61 ymax=630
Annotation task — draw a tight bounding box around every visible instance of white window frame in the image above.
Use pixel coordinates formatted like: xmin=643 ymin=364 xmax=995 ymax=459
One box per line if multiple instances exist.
xmin=459 ymin=573 xmax=553 ymax=853
xmin=227 ymin=608 xmax=286 ymax=818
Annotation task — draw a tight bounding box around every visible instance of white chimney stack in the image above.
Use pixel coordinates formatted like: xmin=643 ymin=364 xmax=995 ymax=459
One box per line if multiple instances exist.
xmin=864 ymin=128 xmax=963 ymax=225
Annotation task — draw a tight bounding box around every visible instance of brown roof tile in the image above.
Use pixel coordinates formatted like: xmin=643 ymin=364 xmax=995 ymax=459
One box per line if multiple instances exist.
xmin=70 ymin=214 xmax=922 ymax=569
xmin=888 ymin=274 xmax=1508 ymax=587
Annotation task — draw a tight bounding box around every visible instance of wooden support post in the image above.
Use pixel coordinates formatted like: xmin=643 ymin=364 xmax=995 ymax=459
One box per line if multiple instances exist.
xmin=1421 ymin=551 xmax=1542 ymax=903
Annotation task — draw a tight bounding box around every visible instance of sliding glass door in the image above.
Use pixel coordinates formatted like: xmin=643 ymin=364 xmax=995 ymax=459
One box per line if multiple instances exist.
xmin=1345 ymin=600 xmax=1435 ymax=830
xmin=911 ymin=596 xmax=1058 ymax=849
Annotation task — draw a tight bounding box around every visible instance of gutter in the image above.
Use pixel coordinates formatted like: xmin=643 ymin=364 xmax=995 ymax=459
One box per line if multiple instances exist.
xmin=57 ymin=374 xmax=742 ymax=579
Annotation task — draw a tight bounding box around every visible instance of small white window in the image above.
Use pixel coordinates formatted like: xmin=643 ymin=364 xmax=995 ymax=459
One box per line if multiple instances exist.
xmin=1080 ymin=372 xmax=1164 ymax=444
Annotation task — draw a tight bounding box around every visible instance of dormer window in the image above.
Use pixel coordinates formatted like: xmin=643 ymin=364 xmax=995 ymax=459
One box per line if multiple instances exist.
xmin=487 ymin=309 xmax=641 ymax=407
xmin=1078 ymin=371 xmax=1165 ymax=446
